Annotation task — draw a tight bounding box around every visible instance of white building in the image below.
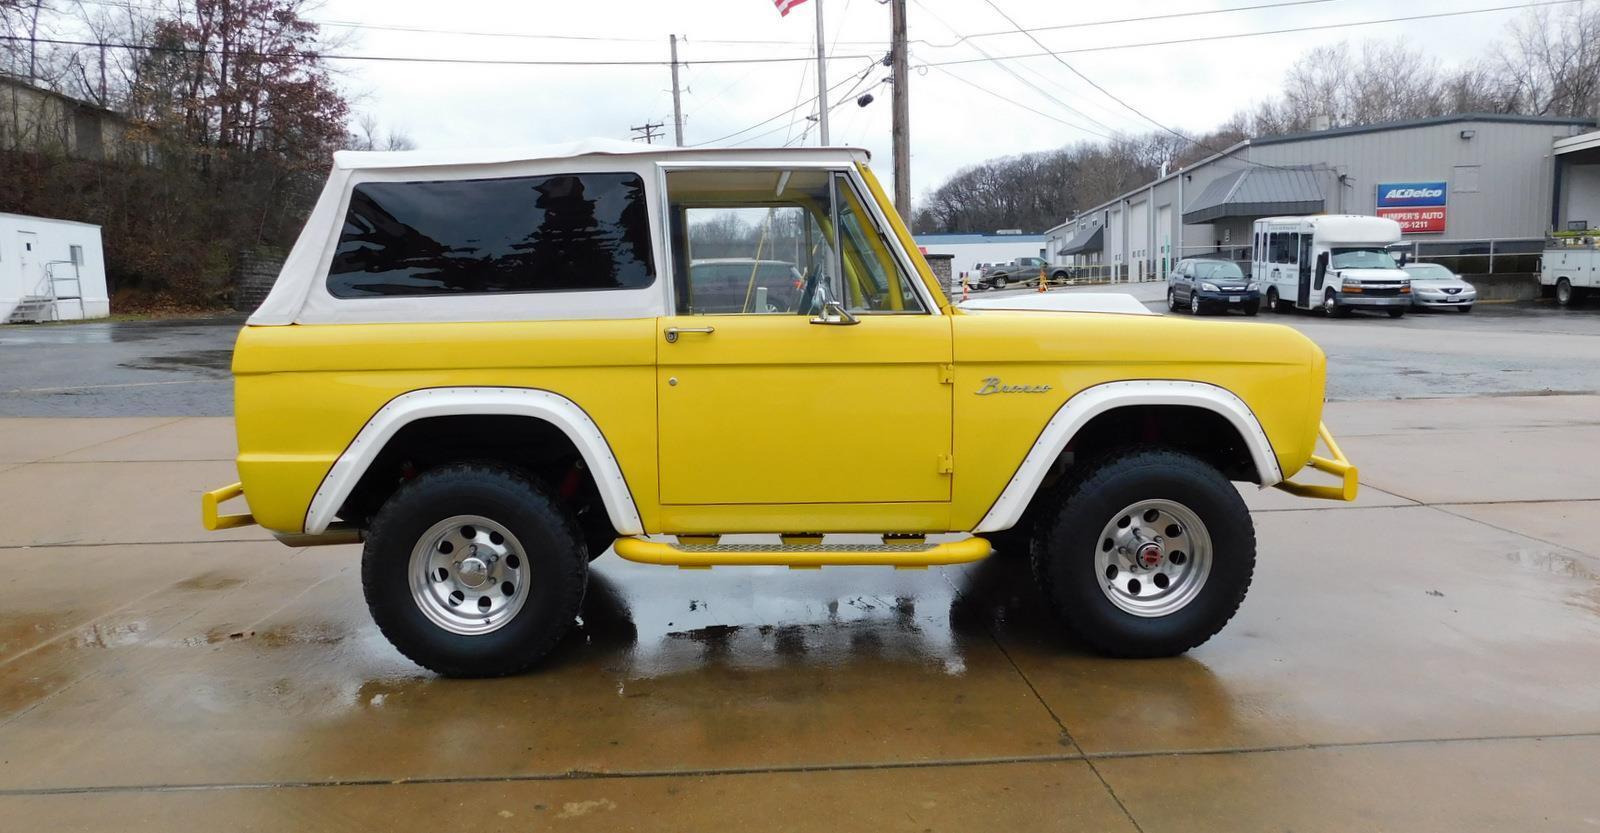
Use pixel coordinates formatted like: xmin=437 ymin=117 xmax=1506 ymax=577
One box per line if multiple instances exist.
xmin=913 ymin=232 xmax=1047 ymax=282
xmin=0 ymin=212 xmax=110 ymax=323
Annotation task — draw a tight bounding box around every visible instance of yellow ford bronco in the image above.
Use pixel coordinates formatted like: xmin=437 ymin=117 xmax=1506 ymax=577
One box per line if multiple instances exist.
xmin=203 ymin=142 xmax=1356 ymax=677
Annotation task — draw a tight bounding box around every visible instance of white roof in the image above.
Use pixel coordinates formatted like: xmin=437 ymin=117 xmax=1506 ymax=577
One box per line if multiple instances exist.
xmin=331 ymin=140 xmax=870 ymax=171
xmin=1256 ymin=214 xmax=1402 ymax=243
xmin=0 ymin=211 xmax=102 ymax=229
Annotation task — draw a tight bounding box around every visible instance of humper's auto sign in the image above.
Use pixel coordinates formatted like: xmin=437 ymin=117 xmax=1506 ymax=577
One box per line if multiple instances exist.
xmin=1375 ymin=181 xmax=1447 ymax=233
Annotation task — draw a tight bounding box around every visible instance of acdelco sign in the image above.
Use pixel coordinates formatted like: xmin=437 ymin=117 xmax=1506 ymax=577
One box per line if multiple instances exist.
xmin=1376 ymin=181 xmax=1447 ymax=233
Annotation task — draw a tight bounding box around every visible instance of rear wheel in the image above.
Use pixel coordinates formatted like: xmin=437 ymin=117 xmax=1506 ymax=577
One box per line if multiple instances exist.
xmin=1386 ymin=308 xmax=1405 ymax=318
xmin=1556 ymin=278 xmax=1577 ymax=308
xmin=362 ymin=463 xmax=588 ymax=677
xmin=1457 ymin=305 xmax=1473 ymax=313
xmin=1032 ymin=449 xmax=1255 ymax=657
xmin=992 ymin=275 xmax=1009 ymax=290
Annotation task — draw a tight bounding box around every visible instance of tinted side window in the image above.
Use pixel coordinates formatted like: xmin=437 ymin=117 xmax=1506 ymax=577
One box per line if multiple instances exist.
xmin=327 ymin=173 xmax=655 ymax=298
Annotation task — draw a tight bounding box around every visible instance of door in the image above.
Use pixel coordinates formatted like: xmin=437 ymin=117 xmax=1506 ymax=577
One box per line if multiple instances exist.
xmin=656 ymin=167 xmax=952 ymax=506
xmin=1297 ymin=233 xmax=1314 ymax=307
xmin=15 ymin=231 xmax=39 ymax=295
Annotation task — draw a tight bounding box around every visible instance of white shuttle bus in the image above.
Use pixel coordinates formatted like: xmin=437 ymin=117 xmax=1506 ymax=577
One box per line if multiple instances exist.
xmin=1252 ymin=215 xmax=1411 ymax=318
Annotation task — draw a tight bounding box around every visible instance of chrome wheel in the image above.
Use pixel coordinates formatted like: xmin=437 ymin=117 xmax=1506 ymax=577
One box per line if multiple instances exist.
xmin=1190 ymin=294 xmax=1201 ymax=315
xmin=1323 ymin=291 xmax=1337 ymax=315
xmin=1093 ymin=499 xmax=1212 ymax=618
xmin=408 ymin=514 xmax=530 ymax=636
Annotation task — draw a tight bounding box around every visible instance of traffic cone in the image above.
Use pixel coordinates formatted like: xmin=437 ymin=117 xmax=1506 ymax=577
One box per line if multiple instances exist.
xmin=1037 ymin=265 xmax=1047 ymax=292
xmin=961 ymin=275 xmax=969 ymax=302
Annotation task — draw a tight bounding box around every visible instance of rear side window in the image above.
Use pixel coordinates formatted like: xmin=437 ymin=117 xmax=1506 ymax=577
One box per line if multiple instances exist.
xmin=327 ymin=172 xmax=655 ymax=298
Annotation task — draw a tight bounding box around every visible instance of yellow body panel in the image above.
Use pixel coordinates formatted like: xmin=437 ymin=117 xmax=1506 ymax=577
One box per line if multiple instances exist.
xmin=945 ymin=312 xmax=1324 ymax=529
xmin=224 ymin=159 xmax=1338 ymax=541
xmin=655 ymin=313 xmax=952 ymax=506
xmin=232 ymin=319 xmax=661 ymax=533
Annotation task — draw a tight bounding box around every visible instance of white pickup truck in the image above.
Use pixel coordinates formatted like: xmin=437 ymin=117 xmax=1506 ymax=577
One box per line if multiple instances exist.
xmin=1543 ymin=233 xmax=1599 ymax=308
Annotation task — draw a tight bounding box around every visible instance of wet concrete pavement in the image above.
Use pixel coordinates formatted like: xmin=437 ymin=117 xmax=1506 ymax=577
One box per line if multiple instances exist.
xmin=2 ymin=394 xmax=1600 ymax=830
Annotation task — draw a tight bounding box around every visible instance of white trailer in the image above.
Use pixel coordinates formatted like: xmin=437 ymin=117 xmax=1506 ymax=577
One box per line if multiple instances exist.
xmin=1251 ymin=215 xmax=1411 ymax=318
xmin=1542 ymin=234 xmax=1599 ymax=308
xmin=0 ymin=212 xmax=110 ymax=323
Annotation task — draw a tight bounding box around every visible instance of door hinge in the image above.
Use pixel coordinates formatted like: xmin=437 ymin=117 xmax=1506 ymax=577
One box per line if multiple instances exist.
xmin=938 ymin=364 xmax=955 ymax=384
xmin=937 ymin=453 xmax=954 ymax=474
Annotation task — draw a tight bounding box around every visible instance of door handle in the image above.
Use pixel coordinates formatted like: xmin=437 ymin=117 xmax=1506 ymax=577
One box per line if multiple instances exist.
xmin=664 ymin=326 xmax=714 ymax=343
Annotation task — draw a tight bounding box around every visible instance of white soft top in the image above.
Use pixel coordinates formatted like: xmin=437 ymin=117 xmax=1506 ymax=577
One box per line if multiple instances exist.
xmin=249 ymin=142 xmax=872 ymax=326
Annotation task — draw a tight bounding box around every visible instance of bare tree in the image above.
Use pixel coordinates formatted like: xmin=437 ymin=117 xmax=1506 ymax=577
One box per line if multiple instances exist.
xmin=346 ymin=111 xmax=417 ymax=152
xmin=1490 ymin=1 xmax=1600 ymax=117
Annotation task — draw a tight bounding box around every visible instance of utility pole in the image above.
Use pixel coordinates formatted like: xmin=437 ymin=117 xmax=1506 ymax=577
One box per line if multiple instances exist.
xmin=630 ymin=122 xmax=665 ymax=144
xmin=669 ymin=35 xmax=685 ymax=146
xmin=814 ymin=0 xmax=829 ymax=145
xmin=890 ymin=0 xmax=910 ymax=218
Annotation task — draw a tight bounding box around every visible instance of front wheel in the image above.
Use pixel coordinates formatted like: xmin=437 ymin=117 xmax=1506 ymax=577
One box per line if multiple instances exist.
xmin=1167 ymin=288 xmax=1179 ymax=312
xmin=1190 ymin=294 xmax=1202 ymax=315
xmin=362 ymin=463 xmax=588 ymax=677
xmin=1457 ymin=305 xmax=1473 ymax=313
xmin=1032 ymin=449 xmax=1256 ymax=657
xmin=1386 ymin=308 xmax=1405 ymax=318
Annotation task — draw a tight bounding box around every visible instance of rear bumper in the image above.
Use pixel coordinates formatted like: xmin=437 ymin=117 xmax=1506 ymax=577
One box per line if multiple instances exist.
xmin=1273 ymin=423 xmax=1359 ymax=502
xmin=201 ymin=482 xmax=255 ymax=530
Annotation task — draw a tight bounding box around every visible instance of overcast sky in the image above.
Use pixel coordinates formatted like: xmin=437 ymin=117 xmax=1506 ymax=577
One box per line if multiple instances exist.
xmin=314 ymin=0 xmax=1523 ymax=202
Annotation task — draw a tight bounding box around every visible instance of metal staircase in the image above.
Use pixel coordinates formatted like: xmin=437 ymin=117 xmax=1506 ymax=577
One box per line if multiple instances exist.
xmin=5 ymin=261 xmax=85 ymax=324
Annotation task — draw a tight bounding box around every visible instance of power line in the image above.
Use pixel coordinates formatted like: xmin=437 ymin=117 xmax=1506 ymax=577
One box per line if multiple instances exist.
xmin=908 ymin=0 xmax=1132 ymax=137
xmin=931 ymin=1 xmax=1582 ymax=67
xmin=690 ymin=65 xmax=874 ymax=147
xmin=17 ymin=0 xmax=1578 ymax=73
xmin=924 ymin=62 xmax=1118 ymax=141
xmin=0 ymin=34 xmax=880 ymax=67
xmin=68 ymin=0 xmax=1357 ymax=50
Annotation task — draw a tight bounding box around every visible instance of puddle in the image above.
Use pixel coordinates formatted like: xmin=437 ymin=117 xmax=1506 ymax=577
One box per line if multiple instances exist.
xmin=118 ymin=349 xmax=234 ymax=375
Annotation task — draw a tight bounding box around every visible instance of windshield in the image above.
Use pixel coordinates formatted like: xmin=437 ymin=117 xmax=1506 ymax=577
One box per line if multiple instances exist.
xmin=1403 ymin=263 xmax=1453 ymax=279
xmin=1330 ymin=247 xmax=1398 ymax=270
xmin=1192 ymin=261 xmax=1244 ymax=280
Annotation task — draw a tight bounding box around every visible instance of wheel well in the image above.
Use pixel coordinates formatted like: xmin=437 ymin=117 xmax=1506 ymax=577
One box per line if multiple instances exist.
xmin=336 ymin=414 xmax=611 ymax=535
xmin=1051 ymin=404 xmax=1261 ymax=489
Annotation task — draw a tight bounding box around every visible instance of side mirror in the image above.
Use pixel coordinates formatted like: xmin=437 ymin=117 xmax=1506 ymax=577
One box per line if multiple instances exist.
xmin=810 ymin=299 xmax=859 ymax=326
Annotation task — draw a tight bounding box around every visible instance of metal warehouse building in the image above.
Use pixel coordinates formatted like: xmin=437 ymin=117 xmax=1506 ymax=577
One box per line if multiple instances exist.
xmin=1045 ymin=113 xmax=1600 ymax=281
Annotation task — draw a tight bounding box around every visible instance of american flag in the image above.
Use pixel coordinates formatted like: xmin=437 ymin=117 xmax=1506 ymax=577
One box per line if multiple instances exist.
xmin=774 ymin=0 xmax=810 ymax=16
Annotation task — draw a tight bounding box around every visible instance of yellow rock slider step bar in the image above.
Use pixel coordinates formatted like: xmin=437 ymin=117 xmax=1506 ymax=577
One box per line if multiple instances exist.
xmin=613 ymin=536 xmax=992 ymax=569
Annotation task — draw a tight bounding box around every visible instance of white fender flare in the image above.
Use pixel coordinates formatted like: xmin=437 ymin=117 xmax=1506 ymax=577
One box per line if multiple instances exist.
xmin=973 ymin=380 xmax=1283 ymax=533
xmin=304 ymin=387 xmax=644 ymax=536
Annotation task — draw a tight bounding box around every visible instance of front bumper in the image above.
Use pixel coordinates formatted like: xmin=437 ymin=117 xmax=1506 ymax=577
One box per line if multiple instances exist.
xmin=1413 ymin=293 xmax=1476 ymax=308
xmin=1195 ymin=290 xmax=1260 ymax=306
xmin=1337 ymin=293 xmax=1410 ymax=309
xmin=1273 ymin=423 xmax=1359 ymax=502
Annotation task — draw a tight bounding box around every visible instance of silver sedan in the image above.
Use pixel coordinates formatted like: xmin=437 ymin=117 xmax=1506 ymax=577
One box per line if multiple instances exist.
xmin=1402 ymin=262 xmax=1477 ymax=312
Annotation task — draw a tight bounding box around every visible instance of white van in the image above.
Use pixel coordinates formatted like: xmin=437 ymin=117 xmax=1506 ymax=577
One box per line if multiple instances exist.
xmin=1251 ymin=215 xmax=1411 ymax=318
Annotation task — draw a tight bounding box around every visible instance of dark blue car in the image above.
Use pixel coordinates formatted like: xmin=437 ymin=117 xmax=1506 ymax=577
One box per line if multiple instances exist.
xmin=1167 ymin=258 xmax=1260 ymax=316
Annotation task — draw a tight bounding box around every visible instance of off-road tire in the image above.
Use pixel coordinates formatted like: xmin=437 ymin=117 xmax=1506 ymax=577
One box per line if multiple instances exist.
xmin=362 ymin=463 xmax=588 ymax=677
xmin=1032 ymin=448 xmax=1256 ymax=657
